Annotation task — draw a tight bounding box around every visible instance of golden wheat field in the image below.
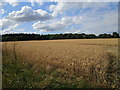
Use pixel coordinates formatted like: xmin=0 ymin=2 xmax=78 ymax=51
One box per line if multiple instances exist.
xmin=2 ymin=39 xmax=119 ymax=88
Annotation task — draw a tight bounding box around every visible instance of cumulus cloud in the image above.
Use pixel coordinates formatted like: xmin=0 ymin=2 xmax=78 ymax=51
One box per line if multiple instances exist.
xmin=0 ymin=3 xmax=6 ymax=15
xmin=28 ymin=0 xmax=44 ymax=6
xmin=1 ymin=0 xmax=119 ymax=8
xmin=33 ymin=6 xmax=118 ymax=34
xmin=1 ymin=9 xmax=5 ymax=14
xmin=1 ymin=2 xmax=118 ymax=34
xmin=1 ymin=0 xmax=19 ymax=6
xmin=1 ymin=25 xmax=20 ymax=34
xmin=1 ymin=5 xmax=53 ymax=34
xmin=75 ymin=10 xmax=118 ymax=34
xmin=32 ymin=16 xmax=82 ymax=32
xmin=0 ymin=19 xmax=18 ymax=29
xmin=1 ymin=0 xmax=43 ymax=7
xmin=49 ymin=2 xmax=109 ymax=16
xmin=0 ymin=18 xmax=20 ymax=34
xmin=0 ymin=2 xmax=2 ymax=8
xmin=1 ymin=0 xmax=54 ymax=7
xmin=32 ymin=21 xmax=66 ymax=32
xmin=5 ymin=6 xmax=52 ymax=22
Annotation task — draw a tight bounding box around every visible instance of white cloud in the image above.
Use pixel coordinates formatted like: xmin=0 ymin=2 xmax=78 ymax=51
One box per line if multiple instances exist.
xmin=48 ymin=2 xmax=118 ymax=34
xmin=0 ymin=19 xmax=18 ymax=30
xmin=49 ymin=2 xmax=109 ymax=16
xmin=32 ymin=21 xmax=66 ymax=32
xmin=1 ymin=0 xmax=52 ymax=7
xmin=28 ymin=0 xmax=44 ymax=6
xmin=32 ymin=16 xmax=83 ymax=32
xmin=69 ymin=10 xmax=117 ymax=34
xmin=0 ymin=18 xmax=20 ymax=34
xmin=0 ymin=3 xmax=6 ymax=15
xmin=0 ymin=3 xmax=2 ymax=8
xmin=1 ymin=5 xmax=53 ymax=34
xmin=65 ymin=30 xmax=81 ymax=34
xmin=5 ymin=6 xmax=52 ymax=22
xmin=0 ymin=19 xmax=25 ymax=34
xmin=1 ymin=9 xmax=5 ymax=14
xmin=1 ymin=23 xmax=19 ymax=34
xmin=77 ymin=10 xmax=118 ymax=34
xmin=1 ymin=2 xmax=118 ymax=34
xmin=33 ymin=5 xmax=118 ymax=34
xmin=1 ymin=0 xmax=119 ymax=8
xmin=1 ymin=0 xmax=19 ymax=6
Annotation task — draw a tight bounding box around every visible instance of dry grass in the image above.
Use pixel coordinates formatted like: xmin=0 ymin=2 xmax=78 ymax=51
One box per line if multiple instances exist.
xmin=2 ymin=38 xmax=119 ymax=88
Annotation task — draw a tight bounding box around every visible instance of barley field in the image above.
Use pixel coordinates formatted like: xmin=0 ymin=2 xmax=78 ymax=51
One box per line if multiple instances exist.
xmin=2 ymin=39 xmax=119 ymax=88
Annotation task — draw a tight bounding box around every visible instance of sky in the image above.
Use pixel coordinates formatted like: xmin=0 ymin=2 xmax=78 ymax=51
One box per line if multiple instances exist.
xmin=0 ymin=0 xmax=119 ymax=35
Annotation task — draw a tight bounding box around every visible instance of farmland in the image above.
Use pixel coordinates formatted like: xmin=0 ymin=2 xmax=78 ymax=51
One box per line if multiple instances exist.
xmin=2 ymin=39 xmax=119 ymax=88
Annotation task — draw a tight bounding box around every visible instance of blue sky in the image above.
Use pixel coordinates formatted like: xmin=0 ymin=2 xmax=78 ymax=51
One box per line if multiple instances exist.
xmin=0 ymin=1 xmax=118 ymax=35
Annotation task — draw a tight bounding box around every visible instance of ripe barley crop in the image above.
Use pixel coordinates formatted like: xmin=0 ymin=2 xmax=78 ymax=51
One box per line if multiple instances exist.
xmin=2 ymin=39 xmax=119 ymax=88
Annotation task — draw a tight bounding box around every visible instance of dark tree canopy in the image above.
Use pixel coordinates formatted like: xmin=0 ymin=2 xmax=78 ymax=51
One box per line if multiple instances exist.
xmin=1 ymin=32 xmax=119 ymax=42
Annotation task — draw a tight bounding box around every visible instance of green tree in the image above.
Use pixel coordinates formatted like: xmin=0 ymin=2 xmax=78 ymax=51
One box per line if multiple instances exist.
xmin=112 ymin=32 xmax=119 ymax=38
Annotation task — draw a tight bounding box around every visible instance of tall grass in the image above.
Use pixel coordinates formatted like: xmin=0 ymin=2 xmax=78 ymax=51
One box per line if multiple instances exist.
xmin=2 ymin=39 xmax=119 ymax=88
xmin=2 ymin=42 xmax=91 ymax=88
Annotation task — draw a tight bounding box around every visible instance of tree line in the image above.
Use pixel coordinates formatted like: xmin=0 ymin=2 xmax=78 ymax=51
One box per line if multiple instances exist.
xmin=1 ymin=32 xmax=119 ymax=41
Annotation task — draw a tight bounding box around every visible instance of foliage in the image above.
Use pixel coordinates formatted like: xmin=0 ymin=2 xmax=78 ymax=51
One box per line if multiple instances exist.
xmin=2 ymin=39 xmax=119 ymax=88
xmin=2 ymin=32 xmax=119 ymax=41
xmin=2 ymin=49 xmax=91 ymax=88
